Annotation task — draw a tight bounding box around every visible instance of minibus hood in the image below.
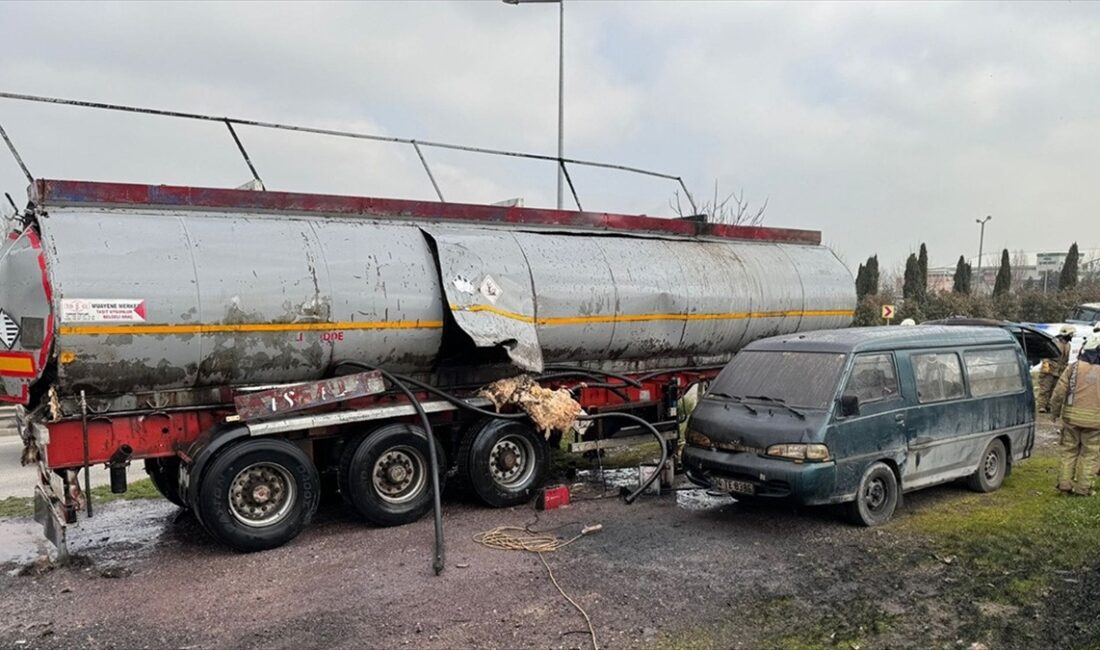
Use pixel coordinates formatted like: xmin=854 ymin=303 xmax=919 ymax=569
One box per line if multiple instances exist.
xmin=689 ymin=397 xmax=826 ymax=450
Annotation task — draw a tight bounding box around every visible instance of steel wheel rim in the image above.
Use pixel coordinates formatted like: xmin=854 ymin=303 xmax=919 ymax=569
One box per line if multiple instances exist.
xmin=228 ymin=462 xmax=296 ymax=528
xmin=489 ymin=434 xmax=536 ymax=488
xmin=983 ymin=449 xmax=1000 ymax=481
xmin=372 ymin=445 xmax=427 ymax=505
xmin=864 ymin=477 xmax=888 ymax=512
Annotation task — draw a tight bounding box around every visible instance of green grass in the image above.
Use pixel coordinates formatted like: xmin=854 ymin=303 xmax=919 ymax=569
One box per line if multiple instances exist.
xmin=0 ymin=478 xmax=161 ymax=520
xmin=653 ymin=447 xmax=1100 ymax=649
xmin=896 ymin=449 xmax=1100 ymax=574
xmin=0 ymin=496 xmax=33 ymax=518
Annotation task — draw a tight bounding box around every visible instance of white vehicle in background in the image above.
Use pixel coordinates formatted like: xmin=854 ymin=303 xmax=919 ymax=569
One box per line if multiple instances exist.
xmin=1066 ymin=303 xmax=1100 ymax=327
xmin=1028 ymin=318 xmax=1095 ymax=362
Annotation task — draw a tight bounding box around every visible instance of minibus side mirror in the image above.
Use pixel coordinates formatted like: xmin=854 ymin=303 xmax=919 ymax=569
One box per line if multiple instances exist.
xmin=839 ymin=394 xmax=861 ymax=418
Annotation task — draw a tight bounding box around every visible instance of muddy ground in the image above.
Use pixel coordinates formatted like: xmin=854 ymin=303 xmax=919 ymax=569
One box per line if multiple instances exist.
xmin=1 ymin=419 xmax=1097 ymax=650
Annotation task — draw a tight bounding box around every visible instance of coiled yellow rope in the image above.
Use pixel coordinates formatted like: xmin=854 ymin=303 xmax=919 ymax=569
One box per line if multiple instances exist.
xmin=473 ymin=526 xmax=584 ymax=552
xmin=474 ymin=525 xmax=601 ymax=650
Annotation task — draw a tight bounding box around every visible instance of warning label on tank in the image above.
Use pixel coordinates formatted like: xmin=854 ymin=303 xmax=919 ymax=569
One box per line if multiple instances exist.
xmin=61 ymin=299 xmax=147 ymax=323
xmin=480 ymin=275 xmax=503 ymax=304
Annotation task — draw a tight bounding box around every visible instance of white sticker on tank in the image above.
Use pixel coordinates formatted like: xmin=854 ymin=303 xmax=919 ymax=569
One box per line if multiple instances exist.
xmin=61 ymin=299 xmax=147 ymax=323
xmin=452 ymin=275 xmax=475 ymax=294
xmin=0 ymin=310 xmax=19 ymax=349
xmin=480 ymin=275 xmax=503 ymax=304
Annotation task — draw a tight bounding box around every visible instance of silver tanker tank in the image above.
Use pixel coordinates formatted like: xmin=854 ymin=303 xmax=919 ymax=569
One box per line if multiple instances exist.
xmin=0 ymin=179 xmax=854 ymax=409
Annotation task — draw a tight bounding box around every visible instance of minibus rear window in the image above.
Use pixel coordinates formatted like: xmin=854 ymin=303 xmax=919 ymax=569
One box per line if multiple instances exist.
xmin=964 ymin=348 xmax=1024 ymax=396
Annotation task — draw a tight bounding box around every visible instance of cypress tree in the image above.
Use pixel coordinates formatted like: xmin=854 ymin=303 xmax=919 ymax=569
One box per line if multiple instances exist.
xmin=1060 ymin=242 xmax=1079 ymax=290
xmin=993 ymin=249 xmax=1012 ymax=297
xmin=953 ymin=256 xmax=971 ymax=295
xmin=902 ymin=254 xmax=920 ymax=299
xmin=867 ymin=255 xmax=880 ymax=296
xmin=917 ymin=243 xmax=928 ymax=300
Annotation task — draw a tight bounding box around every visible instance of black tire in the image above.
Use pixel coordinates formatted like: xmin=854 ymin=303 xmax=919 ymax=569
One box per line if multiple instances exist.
xmin=338 ymin=423 xmax=445 ymax=527
xmin=195 ymin=438 xmax=320 ymax=552
xmin=458 ymin=418 xmax=548 ymax=508
xmin=144 ymin=457 xmax=186 ymax=508
xmin=846 ymin=461 xmax=899 ymax=527
xmin=966 ymin=438 xmax=1006 ymax=493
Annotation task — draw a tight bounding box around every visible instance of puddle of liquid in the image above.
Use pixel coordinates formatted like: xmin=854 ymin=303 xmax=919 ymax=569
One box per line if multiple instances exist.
xmin=574 ymin=466 xmax=738 ymax=511
xmin=0 ymin=518 xmax=52 ymax=570
xmin=0 ymin=499 xmax=183 ymax=571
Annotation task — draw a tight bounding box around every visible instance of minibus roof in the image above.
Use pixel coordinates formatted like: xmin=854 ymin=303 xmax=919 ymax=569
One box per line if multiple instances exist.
xmin=746 ymin=325 xmax=1016 ymax=355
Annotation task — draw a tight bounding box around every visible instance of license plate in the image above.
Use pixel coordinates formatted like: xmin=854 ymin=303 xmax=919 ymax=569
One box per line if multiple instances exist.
xmin=714 ymin=477 xmax=755 ymax=495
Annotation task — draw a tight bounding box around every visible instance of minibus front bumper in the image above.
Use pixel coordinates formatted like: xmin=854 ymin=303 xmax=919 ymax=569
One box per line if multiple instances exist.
xmin=682 ymin=445 xmax=844 ymax=506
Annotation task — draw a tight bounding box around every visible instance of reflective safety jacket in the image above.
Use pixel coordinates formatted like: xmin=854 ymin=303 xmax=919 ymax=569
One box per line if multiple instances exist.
xmin=1052 ymin=360 xmax=1100 ymax=429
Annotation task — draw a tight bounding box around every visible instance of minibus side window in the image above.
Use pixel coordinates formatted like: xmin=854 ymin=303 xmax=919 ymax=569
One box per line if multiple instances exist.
xmin=842 ymin=353 xmax=899 ymax=404
xmin=912 ymin=352 xmax=966 ymax=403
xmin=964 ymin=348 xmax=1024 ymax=397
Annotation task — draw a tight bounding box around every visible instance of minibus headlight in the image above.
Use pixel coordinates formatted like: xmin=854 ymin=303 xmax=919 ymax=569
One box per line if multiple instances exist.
xmin=685 ymin=429 xmax=713 ymax=448
xmin=765 ymin=443 xmax=831 ymax=462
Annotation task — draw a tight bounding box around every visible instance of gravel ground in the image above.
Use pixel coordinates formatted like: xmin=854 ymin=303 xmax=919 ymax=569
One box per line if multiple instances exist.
xmin=0 ymin=419 xmax=1090 ymax=650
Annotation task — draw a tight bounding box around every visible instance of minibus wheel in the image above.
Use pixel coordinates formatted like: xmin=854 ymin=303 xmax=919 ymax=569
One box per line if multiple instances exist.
xmin=966 ymin=439 xmax=1006 ymax=493
xmin=847 ymin=462 xmax=898 ymax=526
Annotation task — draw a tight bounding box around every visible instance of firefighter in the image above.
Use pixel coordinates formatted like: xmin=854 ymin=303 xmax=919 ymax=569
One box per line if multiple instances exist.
xmin=1037 ymin=325 xmax=1074 ymax=413
xmin=1052 ymin=336 xmax=1100 ymax=495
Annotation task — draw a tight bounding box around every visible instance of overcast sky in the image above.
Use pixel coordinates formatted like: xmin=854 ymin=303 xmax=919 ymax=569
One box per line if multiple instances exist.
xmin=0 ymin=1 xmax=1097 ymax=273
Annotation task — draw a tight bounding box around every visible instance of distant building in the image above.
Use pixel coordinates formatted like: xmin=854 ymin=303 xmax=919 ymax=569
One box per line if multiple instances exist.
xmin=925 ymin=248 xmax=1098 ymax=295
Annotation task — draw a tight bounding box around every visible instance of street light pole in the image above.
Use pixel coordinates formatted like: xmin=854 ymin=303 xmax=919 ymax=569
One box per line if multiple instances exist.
xmin=976 ymin=215 xmax=992 ymax=291
xmin=503 ymin=0 xmax=564 ymax=209
xmin=556 ymin=0 xmax=564 ymax=210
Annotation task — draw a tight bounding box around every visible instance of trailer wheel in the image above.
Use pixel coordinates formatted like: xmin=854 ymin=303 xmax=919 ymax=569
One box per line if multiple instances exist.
xmin=459 ymin=418 xmax=548 ymax=508
xmin=144 ymin=458 xmax=186 ymax=508
xmin=338 ymin=423 xmax=445 ymax=527
xmin=195 ymin=439 xmax=320 ymax=552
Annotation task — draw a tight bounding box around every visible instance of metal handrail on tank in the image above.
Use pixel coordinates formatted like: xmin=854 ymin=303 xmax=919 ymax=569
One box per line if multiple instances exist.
xmin=0 ymin=91 xmax=698 ymax=214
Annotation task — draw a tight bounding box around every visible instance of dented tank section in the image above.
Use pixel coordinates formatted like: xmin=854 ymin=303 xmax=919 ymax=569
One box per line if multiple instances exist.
xmin=0 ymin=180 xmax=856 ymax=409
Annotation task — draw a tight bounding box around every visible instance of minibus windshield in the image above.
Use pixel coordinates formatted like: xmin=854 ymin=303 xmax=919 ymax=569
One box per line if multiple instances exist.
xmin=709 ymin=350 xmax=847 ymax=410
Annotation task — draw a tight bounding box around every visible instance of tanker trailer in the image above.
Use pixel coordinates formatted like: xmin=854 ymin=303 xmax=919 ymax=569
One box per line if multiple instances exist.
xmin=4 ymin=178 xmax=854 ymax=553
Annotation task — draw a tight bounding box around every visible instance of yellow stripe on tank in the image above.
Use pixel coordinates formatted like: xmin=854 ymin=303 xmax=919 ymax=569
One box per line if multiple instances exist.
xmin=59 ymin=320 xmax=445 ymax=336
xmin=57 ymin=307 xmax=854 ymax=337
xmin=450 ymin=304 xmax=854 ymax=326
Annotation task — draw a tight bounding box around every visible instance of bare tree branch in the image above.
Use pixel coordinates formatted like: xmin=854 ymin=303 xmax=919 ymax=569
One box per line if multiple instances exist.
xmin=669 ymin=180 xmax=767 ymax=226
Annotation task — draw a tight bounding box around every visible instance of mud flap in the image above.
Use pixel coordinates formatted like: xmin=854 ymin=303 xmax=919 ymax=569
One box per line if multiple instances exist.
xmin=421 ymin=227 xmax=543 ymax=371
xmin=33 ymin=484 xmax=69 ymax=562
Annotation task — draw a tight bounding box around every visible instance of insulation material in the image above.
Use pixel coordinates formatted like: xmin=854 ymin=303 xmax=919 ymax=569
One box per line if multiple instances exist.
xmin=479 ymin=375 xmax=583 ymax=437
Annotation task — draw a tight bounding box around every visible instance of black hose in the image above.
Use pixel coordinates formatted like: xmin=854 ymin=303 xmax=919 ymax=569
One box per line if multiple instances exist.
xmin=378 ymin=369 xmax=666 ymax=501
xmin=576 ymin=411 xmax=668 ymax=504
xmin=335 ymin=362 xmax=667 ymax=531
xmin=541 ymin=365 xmax=643 ymax=389
xmin=569 ymin=382 xmax=631 ymax=403
xmin=337 ymin=361 xmax=446 ymax=576
xmin=371 ymin=370 xmax=532 ymax=421
xmin=633 ymin=364 xmax=726 ymax=383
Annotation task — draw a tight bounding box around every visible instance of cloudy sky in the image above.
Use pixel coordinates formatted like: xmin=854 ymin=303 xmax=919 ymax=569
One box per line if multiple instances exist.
xmin=0 ymin=1 xmax=1097 ymax=273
